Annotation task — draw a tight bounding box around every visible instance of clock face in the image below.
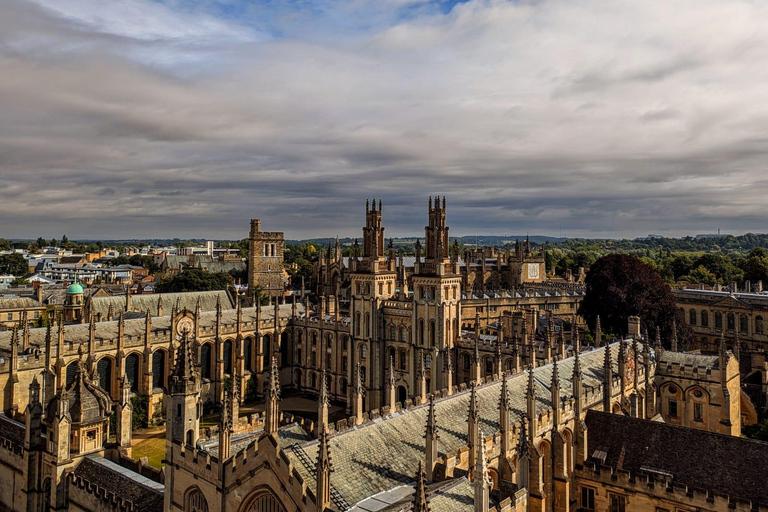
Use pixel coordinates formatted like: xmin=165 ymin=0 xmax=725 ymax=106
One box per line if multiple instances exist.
xmin=177 ymin=317 xmax=194 ymax=335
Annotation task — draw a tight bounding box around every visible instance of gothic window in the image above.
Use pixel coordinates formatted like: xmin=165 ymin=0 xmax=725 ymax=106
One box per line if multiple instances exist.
xmin=360 ymin=344 xmax=367 ymax=360
xmin=425 ymin=354 xmax=431 ymax=370
xmin=429 ymin=320 xmax=436 ymax=346
xmin=297 ymin=330 xmax=303 ymax=344
xmin=310 ymin=352 xmax=316 ymax=367
xmin=185 ymin=488 xmax=209 ymax=512
xmin=125 ymin=353 xmax=140 ymax=392
xmin=65 ymin=362 xmax=78 ymax=387
xmin=311 ymin=372 xmax=317 ymax=389
xmin=342 ymin=356 xmax=347 ymax=372
xmin=756 ymin=316 xmax=764 ymax=334
xmin=668 ymin=399 xmax=678 ymax=418
xmin=727 ymin=313 xmax=735 ymax=331
xmin=365 ymin=313 xmax=370 ymax=337
xmin=689 ymin=309 xmax=696 ymax=325
xmin=311 ymin=332 xmax=317 ymax=346
xmin=389 ymin=324 xmax=396 ymax=340
xmin=262 ymin=335 xmax=271 ymax=355
xmin=355 ymin=312 xmax=361 ymax=336
xmin=701 ymin=310 xmax=709 ymax=327
xmin=740 ymin=314 xmax=748 ymax=333
xmin=360 ymin=366 xmax=367 ymax=383
xmin=200 ymin=344 xmax=212 ymax=380
xmin=693 ymin=402 xmax=703 ymax=422
xmin=97 ymin=358 xmax=113 ymax=394
xmin=297 ymin=349 xmax=302 ymax=364
xmin=608 ymin=493 xmax=626 ymax=512
xmin=223 ymin=340 xmax=232 ymax=375
xmin=244 ymin=339 xmax=253 ymax=371
xmin=342 ymin=336 xmax=348 ymax=350
xmin=400 ymin=327 xmax=407 ymax=342
xmin=715 ymin=312 xmax=723 ymax=329
xmin=399 ymin=350 xmax=406 ymax=370
xmin=418 ymin=319 xmax=425 ymax=345
xmin=484 ymin=357 xmax=493 ymax=375
xmin=152 ymin=350 xmax=166 ymax=390
xmin=463 ymin=353 xmax=470 ymax=371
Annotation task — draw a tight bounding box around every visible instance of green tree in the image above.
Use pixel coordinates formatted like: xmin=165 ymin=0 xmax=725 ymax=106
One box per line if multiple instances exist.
xmin=680 ymin=265 xmax=717 ymax=286
xmin=743 ymin=248 xmax=768 ymax=286
xmin=155 ymin=269 xmax=232 ymax=293
xmin=0 ymin=253 xmax=28 ymax=276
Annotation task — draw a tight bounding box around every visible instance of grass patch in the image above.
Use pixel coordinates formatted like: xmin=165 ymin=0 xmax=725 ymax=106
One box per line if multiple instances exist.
xmin=132 ymin=436 xmax=166 ymax=469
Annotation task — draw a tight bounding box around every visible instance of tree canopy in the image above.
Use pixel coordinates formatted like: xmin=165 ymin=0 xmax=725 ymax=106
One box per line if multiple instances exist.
xmin=0 ymin=253 xmax=28 ymax=276
xmin=155 ymin=269 xmax=232 ymax=293
xmin=578 ymin=254 xmax=690 ymax=348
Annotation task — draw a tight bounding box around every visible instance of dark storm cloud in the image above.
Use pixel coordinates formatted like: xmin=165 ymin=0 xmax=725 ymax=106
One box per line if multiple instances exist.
xmin=2 ymin=0 xmax=768 ymax=240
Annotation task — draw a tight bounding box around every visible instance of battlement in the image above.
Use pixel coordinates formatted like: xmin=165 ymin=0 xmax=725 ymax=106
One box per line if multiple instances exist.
xmin=580 ymin=460 xmax=768 ymax=511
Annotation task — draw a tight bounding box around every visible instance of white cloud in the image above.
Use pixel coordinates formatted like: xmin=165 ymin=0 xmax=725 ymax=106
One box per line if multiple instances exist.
xmin=2 ymin=0 xmax=768 ymax=239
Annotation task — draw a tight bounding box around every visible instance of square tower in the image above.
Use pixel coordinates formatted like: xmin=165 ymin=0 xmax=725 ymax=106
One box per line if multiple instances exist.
xmin=248 ymin=219 xmax=286 ymax=299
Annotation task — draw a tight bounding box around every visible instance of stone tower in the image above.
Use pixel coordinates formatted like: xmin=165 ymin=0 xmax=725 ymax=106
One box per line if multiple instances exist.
xmin=248 ymin=218 xmax=286 ymax=299
xmin=411 ymin=196 xmax=462 ymax=392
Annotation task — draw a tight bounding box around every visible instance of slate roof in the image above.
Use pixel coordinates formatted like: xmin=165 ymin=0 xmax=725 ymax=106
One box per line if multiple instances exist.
xmin=657 ymin=350 xmax=719 ymax=370
xmin=288 ymin=344 xmax=619 ymax=508
xmin=204 ymin=422 xmax=313 ymax=457
xmin=72 ymin=455 xmax=164 ymax=512
xmin=585 ymin=411 xmax=768 ymax=507
xmin=89 ymin=290 xmax=234 ymax=318
xmin=0 ymin=303 xmax=300 ymax=352
xmin=0 ymin=297 xmax=44 ymax=310
xmin=350 ymin=477 xmax=475 ymax=512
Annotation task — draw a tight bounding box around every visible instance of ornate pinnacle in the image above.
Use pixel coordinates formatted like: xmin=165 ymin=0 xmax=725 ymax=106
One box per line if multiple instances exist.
xmin=499 ymin=371 xmax=510 ymax=411
xmin=353 ymin=362 xmax=364 ymax=396
xmin=319 ymin=370 xmax=329 ymax=407
xmin=413 ymin=461 xmax=429 ymax=512
xmin=595 ymin=315 xmax=602 ymax=345
xmin=267 ymin=356 xmax=280 ymax=400
xmin=425 ymin=394 xmax=439 ymax=438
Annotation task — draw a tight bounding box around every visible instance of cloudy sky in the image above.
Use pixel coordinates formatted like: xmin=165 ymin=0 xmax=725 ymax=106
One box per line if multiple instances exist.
xmin=2 ymin=0 xmax=768 ymax=240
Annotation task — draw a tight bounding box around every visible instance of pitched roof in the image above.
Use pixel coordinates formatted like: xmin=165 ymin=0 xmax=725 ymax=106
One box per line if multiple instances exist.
xmin=585 ymin=410 xmax=768 ymax=507
xmin=89 ymin=290 xmax=233 ymax=318
xmin=72 ymin=455 xmax=164 ymax=512
xmin=287 ymin=344 xmax=619 ymax=508
xmin=0 ymin=297 xmax=44 ymax=310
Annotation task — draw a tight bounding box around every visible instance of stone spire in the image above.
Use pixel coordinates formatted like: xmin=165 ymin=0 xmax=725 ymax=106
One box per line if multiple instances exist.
xmin=218 ymin=390 xmax=232 ymax=460
xmin=413 ymin=461 xmax=430 ymax=512
xmin=467 ymin=383 xmax=479 ymax=468
xmin=170 ymin=327 xmax=196 ymax=392
xmin=603 ymin=342 xmax=613 ymax=412
xmin=495 ymin=336 xmax=503 ymax=378
xmin=473 ymin=313 xmax=482 ymax=384
xmin=733 ymin=328 xmax=741 ymax=362
xmin=417 ymin=350 xmax=427 ymax=403
xmin=264 ymin=356 xmax=280 ymax=437
xmin=526 ymin=366 xmax=536 ymax=440
xmin=316 ymin=427 xmax=332 ymax=512
xmin=571 ymin=314 xmax=580 ymax=352
xmin=445 ymin=348 xmax=454 ymax=396
xmin=318 ymin=370 xmax=329 ymax=436
xmin=654 ymin=325 xmax=663 ymax=357
xmin=516 ymin=418 xmax=531 ymax=491
xmin=551 ymin=357 xmax=561 ymax=426
xmin=573 ymin=349 xmax=583 ymax=416
xmin=499 ymin=372 xmax=511 ymax=457
xmin=352 ymin=362 xmax=364 ymax=425
xmin=387 ymin=355 xmax=396 ymax=408
xmin=473 ymin=429 xmax=490 ymax=512
xmin=670 ymin=319 xmax=678 ymax=352
xmin=424 ymin=394 xmax=439 ymax=481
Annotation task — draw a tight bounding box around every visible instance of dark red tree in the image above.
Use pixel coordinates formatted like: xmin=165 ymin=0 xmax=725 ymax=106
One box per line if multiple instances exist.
xmin=578 ymin=254 xmax=690 ymax=348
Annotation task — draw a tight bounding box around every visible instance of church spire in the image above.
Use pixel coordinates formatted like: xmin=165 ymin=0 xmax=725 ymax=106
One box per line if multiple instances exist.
xmin=413 ymin=461 xmax=430 ymax=512
xmin=265 ymin=356 xmax=280 ymax=437
xmin=473 ymin=429 xmax=490 ymax=512
xmin=424 ymin=394 xmax=439 ymax=481
xmin=316 ymin=427 xmax=332 ymax=512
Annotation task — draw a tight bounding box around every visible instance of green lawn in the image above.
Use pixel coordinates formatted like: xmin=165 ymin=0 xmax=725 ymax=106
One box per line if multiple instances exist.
xmin=132 ymin=436 xmax=166 ymax=469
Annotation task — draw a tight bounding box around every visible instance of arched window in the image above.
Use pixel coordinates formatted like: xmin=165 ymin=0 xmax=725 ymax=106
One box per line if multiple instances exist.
xmin=756 ymin=316 xmax=764 ymax=334
xmin=125 ymin=353 xmax=140 ymax=392
xmin=484 ymin=356 xmax=493 ymax=375
xmin=463 ymin=353 xmax=471 ymax=370
xmin=715 ymin=312 xmax=723 ymax=329
xmin=97 ymin=358 xmax=113 ymax=395
xmin=311 ymin=332 xmax=317 ymax=346
xmin=727 ymin=313 xmax=735 ymax=331
xmin=429 ymin=320 xmax=436 ymax=346
xmin=223 ymin=340 xmax=232 ymax=375
xmin=311 ymin=372 xmax=317 ymax=389
xmin=296 ymin=330 xmax=303 ymax=345
xmin=152 ymin=350 xmax=166 ymax=390
xmin=244 ymin=338 xmax=253 ymax=372
xmin=65 ymin=361 xmax=78 ymax=387
xmin=689 ymin=309 xmax=697 ymax=325
xmin=364 ymin=313 xmax=370 ymax=337
xmin=425 ymin=354 xmax=431 ymax=370
xmin=342 ymin=355 xmax=348 ymax=372
xmin=360 ymin=366 xmax=367 ymax=383
xmin=262 ymin=334 xmax=271 ymax=355
xmin=400 ymin=327 xmax=407 ymax=342
xmin=360 ymin=344 xmax=367 ymax=360
xmin=740 ymin=314 xmax=748 ymax=333
xmin=297 ymin=348 xmax=302 ymax=364
xmin=418 ymin=319 xmax=425 ymax=345
xmin=399 ymin=350 xmax=407 ymax=370
xmin=342 ymin=336 xmax=348 ymax=350
xmin=389 ymin=324 xmax=396 ymax=340
xmin=355 ymin=312 xmax=361 ymax=336
xmin=184 ymin=488 xmax=208 ymax=512
xmin=200 ymin=343 xmax=212 ymax=380
xmin=701 ymin=310 xmax=709 ymax=327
